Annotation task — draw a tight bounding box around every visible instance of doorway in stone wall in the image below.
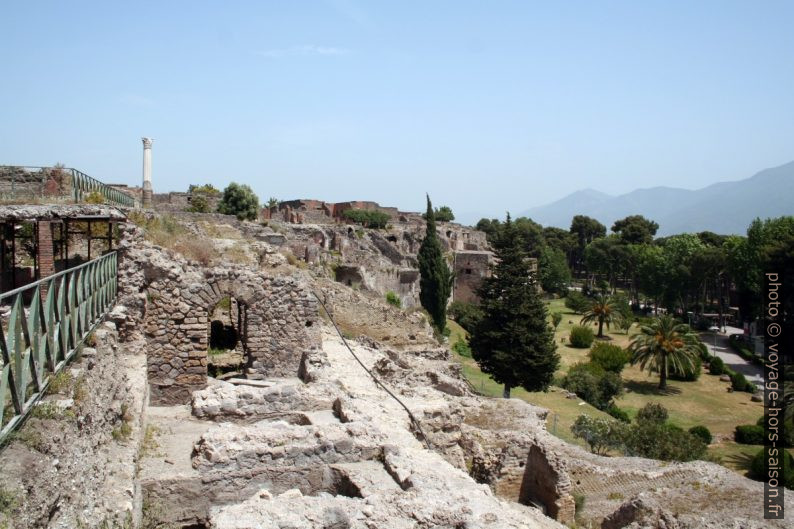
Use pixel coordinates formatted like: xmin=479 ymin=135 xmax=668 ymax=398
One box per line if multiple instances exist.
xmin=207 ymin=295 xmax=247 ymax=379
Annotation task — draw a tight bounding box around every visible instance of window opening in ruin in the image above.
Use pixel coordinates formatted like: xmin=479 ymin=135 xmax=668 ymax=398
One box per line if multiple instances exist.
xmin=446 ymin=230 xmax=452 ymax=238
xmin=465 ymin=268 xmax=472 ymax=274
xmin=207 ymin=296 xmax=244 ymax=379
xmin=387 ymin=235 xmax=397 ymax=243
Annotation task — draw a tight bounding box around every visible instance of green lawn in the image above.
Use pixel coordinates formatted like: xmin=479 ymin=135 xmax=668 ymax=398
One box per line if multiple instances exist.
xmin=448 ymin=301 xmax=767 ymax=467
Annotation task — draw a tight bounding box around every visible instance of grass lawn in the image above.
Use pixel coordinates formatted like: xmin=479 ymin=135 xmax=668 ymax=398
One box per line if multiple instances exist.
xmin=448 ymin=300 xmax=766 ymax=465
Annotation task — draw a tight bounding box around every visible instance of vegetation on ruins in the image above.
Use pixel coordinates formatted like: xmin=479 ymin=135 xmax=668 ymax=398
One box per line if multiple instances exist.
xmin=385 ymin=291 xmax=401 ymax=308
xmin=342 ymin=208 xmax=390 ymax=229
xmin=423 ymin=205 xmax=455 ymax=222
xmin=217 ymin=182 xmax=259 ymax=221
xmin=188 ymin=183 xmax=221 ymax=196
xmin=469 ymin=214 xmax=559 ymax=398
xmin=628 ymin=315 xmax=700 ymax=390
xmin=418 ymin=195 xmax=453 ymax=333
xmin=186 ymin=195 xmax=210 ymax=213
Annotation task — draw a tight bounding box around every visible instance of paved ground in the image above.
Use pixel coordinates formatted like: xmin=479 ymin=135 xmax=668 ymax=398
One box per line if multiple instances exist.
xmin=700 ymin=326 xmax=763 ymax=385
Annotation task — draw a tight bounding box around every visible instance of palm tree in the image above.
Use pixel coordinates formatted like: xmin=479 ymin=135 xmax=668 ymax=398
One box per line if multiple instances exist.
xmin=580 ymin=293 xmax=623 ymax=338
xmin=629 ymin=315 xmax=700 ymax=390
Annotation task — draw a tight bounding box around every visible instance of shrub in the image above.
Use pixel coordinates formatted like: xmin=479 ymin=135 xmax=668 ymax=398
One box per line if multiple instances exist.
xmin=452 ymin=337 xmax=472 ymax=357
xmin=696 ymin=342 xmax=710 ymax=360
xmin=342 ymin=209 xmax=390 ymax=229
xmin=589 ymin=342 xmax=630 ymax=373
xmin=448 ymin=301 xmax=484 ymax=332
xmin=750 ymin=448 xmax=794 ymax=489
xmin=757 ymin=415 xmax=794 ymax=448
xmin=85 ymin=191 xmax=105 ymax=204
xmin=669 ymin=353 xmax=701 ymax=381
xmin=708 ymin=356 xmax=725 ymax=375
xmin=606 ymin=405 xmax=630 ymax=423
xmin=570 ymin=415 xmax=627 ymax=455
xmin=735 ymin=424 xmax=765 ymax=445
xmin=551 ymin=312 xmax=563 ymax=329
xmin=688 ymin=425 xmax=713 ymax=445
xmin=730 ymin=371 xmax=755 ymax=393
xmin=565 ymin=291 xmax=591 ymax=314
xmin=623 ymin=422 xmax=707 ymax=461
xmin=569 ymin=325 xmax=595 ymax=348
xmin=561 ymin=363 xmax=623 ymax=410
xmin=186 ymin=195 xmax=210 ymax=213
xmin=636 ymin=402 xmax=668 ymax=425
xmin=217 ymin=182 xmax=259 ymax=221
xmin=385 ymin=291 xmax=401 ymax=308
xmin=188 ymin=183 xmax=221 ymax=196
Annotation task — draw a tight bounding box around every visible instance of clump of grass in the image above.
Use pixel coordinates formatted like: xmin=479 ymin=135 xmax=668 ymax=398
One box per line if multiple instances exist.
xmin=0 ymin=486 xmax=19 ymax=514
xmin=140 ymin=424 xmax=162 ymax=458
xmin=47 ymin=370 xmax=73 ymax=395
xmin=31 ymin=402 xmax=59 ymax=420
xmin=385 ymin=291 xmax=401 ymax=308
xmin=607 ymin=492 xmax=623 ymax=500
xmin=112 ymin=422 xmax=133 ymax=441
xmin=73 ymin=375 xmax=88 ymax=404
xmin=11 ymin=429 xmax=45 ymax=452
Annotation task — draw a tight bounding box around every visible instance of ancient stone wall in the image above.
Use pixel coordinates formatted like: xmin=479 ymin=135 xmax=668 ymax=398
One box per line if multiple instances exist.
xmin=453 ymin=250 xmax=492 ymax=304
xmin=518 ymin=444 xmax=576 ymax=525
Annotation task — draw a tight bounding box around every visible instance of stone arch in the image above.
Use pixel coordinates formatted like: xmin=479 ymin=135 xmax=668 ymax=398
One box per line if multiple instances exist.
xmin=144 ymin=268 xmax=321 ymax=405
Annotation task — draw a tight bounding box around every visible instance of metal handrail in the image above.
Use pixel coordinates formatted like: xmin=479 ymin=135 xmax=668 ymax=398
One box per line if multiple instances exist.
xmin=0 ymin=165 xmax=138 ymax=208
xmin=0 ymin=252 xmax=118 ymax=445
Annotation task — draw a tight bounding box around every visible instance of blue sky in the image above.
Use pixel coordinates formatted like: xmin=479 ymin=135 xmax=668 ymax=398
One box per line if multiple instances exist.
xmin=1 ymin=1 xmax=792 ymax=224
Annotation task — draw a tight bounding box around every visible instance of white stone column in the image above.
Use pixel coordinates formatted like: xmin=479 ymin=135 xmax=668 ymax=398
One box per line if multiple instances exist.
xmin=142 ymin=137 xmax=153 ymax=208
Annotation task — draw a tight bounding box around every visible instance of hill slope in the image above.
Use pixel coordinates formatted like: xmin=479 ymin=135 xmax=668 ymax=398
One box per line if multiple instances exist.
xmin=521 ymin=161 xmax=794 ymax=235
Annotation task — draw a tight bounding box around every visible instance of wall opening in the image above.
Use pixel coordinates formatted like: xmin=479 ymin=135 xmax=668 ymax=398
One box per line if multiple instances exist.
xmin=207 ymin=296 xmax=245 ymax=379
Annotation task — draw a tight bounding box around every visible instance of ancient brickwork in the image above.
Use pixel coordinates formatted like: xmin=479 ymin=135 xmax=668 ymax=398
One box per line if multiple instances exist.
xmin=519 ymin=444 xmax=576 ymax=525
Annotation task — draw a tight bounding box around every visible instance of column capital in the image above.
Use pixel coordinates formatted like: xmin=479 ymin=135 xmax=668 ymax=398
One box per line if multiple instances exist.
xmin=142 ymin=137 xmax=153 ymax=149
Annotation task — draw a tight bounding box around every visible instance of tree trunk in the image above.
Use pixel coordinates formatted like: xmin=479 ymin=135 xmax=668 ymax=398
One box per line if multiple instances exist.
xmin=659 ymin=362 xmax=667 ymax=390
xmin=598 ymin=318 xmax=604 ymax=338
xmin=503 ymin=385 xmax=512 ymax=399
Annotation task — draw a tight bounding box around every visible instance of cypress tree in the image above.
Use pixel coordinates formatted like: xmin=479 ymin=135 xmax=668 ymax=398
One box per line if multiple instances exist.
xmin=469 ymin=214 xmax=559 ymax=398
xmin=418 ymin=195 xmax=453 ymax=333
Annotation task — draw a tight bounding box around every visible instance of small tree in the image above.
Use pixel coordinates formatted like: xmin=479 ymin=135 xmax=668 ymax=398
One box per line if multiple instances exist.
xmin=551 ymin=312 xmax=563 ymax=330
xmin=589 ymin=342 xmax=630 ymax=373
xmin=435 ymin=206 xmax=455 ymax=222
xmin=571 ymin=415 xmax=626 ymax=455
xmin=217 ymin=183 xmax=259 ymax=221
xmin=267 ymin=197 xmax=280 ymax=209
xmin=636 ymin=402 xmax=668 ymax=425
xmin=186 ymin=195 xmax=210 ymax=213
xmin=469 ymin=214 xmax=559 ymax=398
xmin=629 ymin=315 xmax=700 ymax=389
xmin=418 ymin=195 xmax=453 ymax=333
xmin=580 ymin=293 xmax=624 ymax=338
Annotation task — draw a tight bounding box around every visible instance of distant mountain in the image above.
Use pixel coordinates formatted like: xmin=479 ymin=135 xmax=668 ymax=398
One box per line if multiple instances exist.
xmin=520 ymin=161 xmax=794 ymax=236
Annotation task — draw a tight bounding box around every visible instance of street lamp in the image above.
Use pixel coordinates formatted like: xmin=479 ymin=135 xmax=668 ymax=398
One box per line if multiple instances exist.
xmin=709 ymin=325 xmax=719 ymax=352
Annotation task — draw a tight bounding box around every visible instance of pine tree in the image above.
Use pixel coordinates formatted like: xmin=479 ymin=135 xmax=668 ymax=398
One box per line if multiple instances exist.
xmin=418 ymin=195 xmax=453 ymax=333
xmin=469 ymin=215 xmax=559 ymax=398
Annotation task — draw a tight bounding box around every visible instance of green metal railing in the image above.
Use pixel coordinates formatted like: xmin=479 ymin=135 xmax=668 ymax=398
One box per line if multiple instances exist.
xmin=70 ymin=168 xmax=137 ymax=207
xmin=0 ymin=252 xmax=118 ymax=445
xmin=0 ymin=165 xmax=138 ymax=208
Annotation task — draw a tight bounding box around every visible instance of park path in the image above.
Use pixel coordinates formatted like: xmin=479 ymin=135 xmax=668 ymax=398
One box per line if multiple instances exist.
xmin=700 ymin=326 xmax=763 ymax=385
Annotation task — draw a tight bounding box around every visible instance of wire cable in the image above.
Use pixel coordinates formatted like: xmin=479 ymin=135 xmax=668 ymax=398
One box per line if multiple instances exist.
xmin=312 ymin=291 xmax=432 ymax=450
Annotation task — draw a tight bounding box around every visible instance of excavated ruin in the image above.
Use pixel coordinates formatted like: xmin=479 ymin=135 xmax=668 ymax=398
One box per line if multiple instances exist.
xmin=1 ymin=209 xmax=790 ymax=529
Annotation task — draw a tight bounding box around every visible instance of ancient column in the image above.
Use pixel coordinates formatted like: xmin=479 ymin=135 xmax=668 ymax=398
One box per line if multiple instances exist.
xmin=142 ymin=137 xmax=153 ymax=208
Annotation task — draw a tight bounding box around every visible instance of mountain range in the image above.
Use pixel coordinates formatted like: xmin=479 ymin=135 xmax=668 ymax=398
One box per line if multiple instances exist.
xmin=519 ymin=160 xmax=794 ymax=236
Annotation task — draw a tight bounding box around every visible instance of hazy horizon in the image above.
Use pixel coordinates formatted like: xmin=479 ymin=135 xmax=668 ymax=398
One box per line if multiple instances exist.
xmin=2 ymin=1 xmax=793 ymax=225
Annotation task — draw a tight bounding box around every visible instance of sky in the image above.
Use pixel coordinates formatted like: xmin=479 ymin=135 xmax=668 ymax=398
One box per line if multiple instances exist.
xmin=1 ymin=1 xmax=793 ymax=225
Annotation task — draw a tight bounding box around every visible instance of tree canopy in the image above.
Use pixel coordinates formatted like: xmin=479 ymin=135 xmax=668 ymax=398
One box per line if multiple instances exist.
xmin=217 ymin=182 xmax=259 ymax=221
xmin=418 ymin=195 xmax=453 ymax=333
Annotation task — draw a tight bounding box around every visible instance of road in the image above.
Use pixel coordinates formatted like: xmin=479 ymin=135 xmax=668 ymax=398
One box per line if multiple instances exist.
xmin=700 ymin=326 xmax=763 ymax=386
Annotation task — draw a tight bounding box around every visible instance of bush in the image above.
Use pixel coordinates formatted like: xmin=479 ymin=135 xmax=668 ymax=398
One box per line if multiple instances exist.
xmin=750 ymin=448 xmax=794 ymax=489
xmin=565 ymin=291 xmax=591 ymax=314
xmin=188 ymin=183 xmax=221 ymax=196
xmin=569 ymin=325 xmax=595 ymax=348
xmin=448 ymin=301 xmax=483 ymax=332
xmin=688 ymin=425 xmax=713 ymax=445
xmin=85 ymin=191 xmax=105 ymax=204
xmin=561 ymin=362 xmax=623 ymax=410
xmin=589 ymin=342 xmax=630 ymax=373
xmin=385 ymin=291 xmax=401 ymax=308
xmin=735 ymin=424 xmax=765 ymax=445
xmin=342 ymin=209 xmax=390 ymax=229
xmin=606 ymin=405 xmax=630 ymax=423
xmin=551 ymin=312 xmax=563 ymax=329
xmin=730 ymin=371 xmax=755 ymax=393
xmin=186 ymin=195 xmax=210 ymax=213
xmin=696 ymin=342 xmax=710 ymax=360
xmin=669 ymin=353 xmax=701 ymax=381
xmin=570 ymin=415 xmax=627 ymax=455
xmin=217 ymin=182 xmax=259 ymax=220
xmin=757 ymin=415 xmax=794 ymax=448
xmin=708 ymin=356 xmax=725 ymax=375
xmin=636 ymin=402 xmax=668 ymax=425
xmin=452 ymin=337 xmax=472 ymax=357
xmin=623 ymin=422 xmax=707 ymax=461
